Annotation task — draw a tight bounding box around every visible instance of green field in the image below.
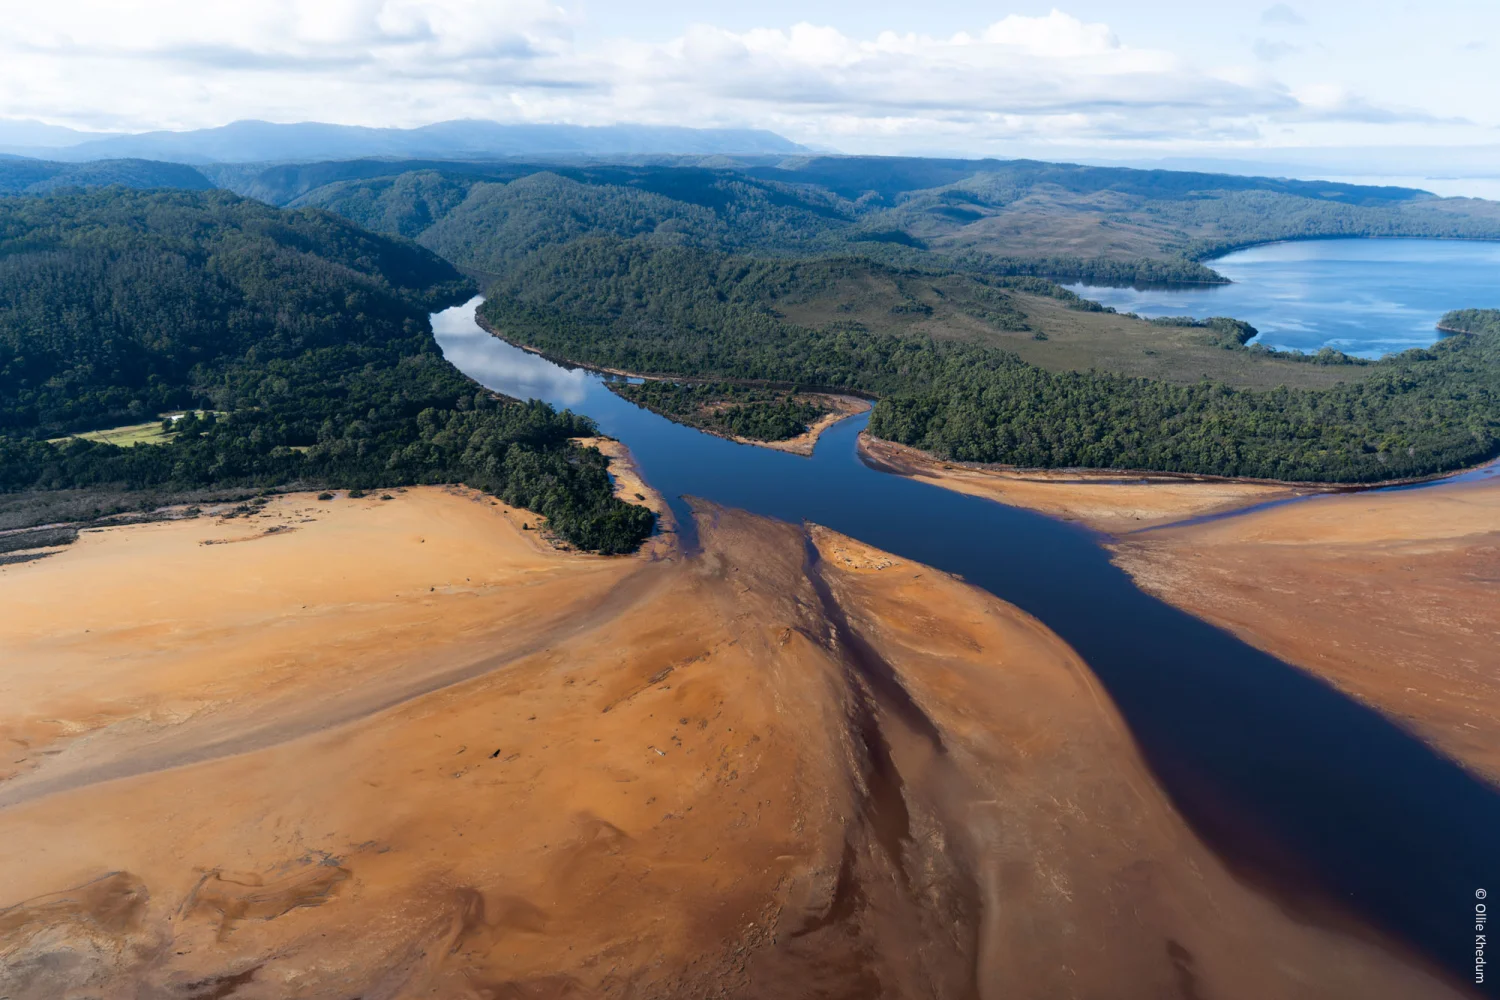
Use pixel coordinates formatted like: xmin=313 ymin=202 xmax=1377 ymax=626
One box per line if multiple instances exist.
xmin=51 ymin=420 xmax=173 ymax=447
xmin=48 ymin=411 xmax=231 ymax=448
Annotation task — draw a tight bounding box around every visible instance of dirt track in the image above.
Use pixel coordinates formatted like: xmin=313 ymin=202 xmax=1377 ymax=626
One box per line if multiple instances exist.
xmin=0 ymin=488 xmax=1465 ymax=999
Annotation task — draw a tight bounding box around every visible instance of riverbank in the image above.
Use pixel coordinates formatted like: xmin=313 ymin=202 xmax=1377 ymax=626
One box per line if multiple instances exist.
xmin=1112 ymin=475 xmax=1500 ymax=784
xmin=724 ymin=394 xmax=871 ymax=456
xmin=858 ymin=433 xmax=1313 ymax=531
xmin=0 ymin=492 xmax=1458 ymax=999
xmin=573 ymin=435 xmax=675 ymax=542
xmin=863 ymin=432 xmax=1500 ymax=783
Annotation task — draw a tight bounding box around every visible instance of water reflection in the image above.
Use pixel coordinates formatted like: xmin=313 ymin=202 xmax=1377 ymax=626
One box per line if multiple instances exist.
xmin=432 ymin=299 xmax=593 ymax=407
xmin=1068 ymin=237 xmax=1500 ymax=357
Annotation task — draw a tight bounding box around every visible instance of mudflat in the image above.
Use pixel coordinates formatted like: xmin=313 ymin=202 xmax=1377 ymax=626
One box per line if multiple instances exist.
xmin=0 ymin=490 xmax=1462 ymax=998
xmin=1112 ymin=476 xmax=1500 ymax=783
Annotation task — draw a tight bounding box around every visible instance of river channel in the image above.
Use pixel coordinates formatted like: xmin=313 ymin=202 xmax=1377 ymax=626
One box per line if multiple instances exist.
xmin=433 ymin=297 xmax=1498 ymax=986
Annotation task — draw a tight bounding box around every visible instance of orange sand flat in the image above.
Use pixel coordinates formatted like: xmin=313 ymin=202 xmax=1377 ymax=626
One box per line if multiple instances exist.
xmin=0 ymin=494 xmax=1462 ymax=998
xmin=859 ymin=433 xmax=1303 ymax=531
xmin=1113 ymin=476 xmax=1500 ymax=782
xmin=0 ymin=487 xmax=647 ymax=800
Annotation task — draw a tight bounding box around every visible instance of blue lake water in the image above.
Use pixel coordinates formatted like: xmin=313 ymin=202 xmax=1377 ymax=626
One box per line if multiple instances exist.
xmin=1068 ymin=238 xmax=1500 ymax=357
xmin=433 ymin=298 xmax=1500 ymax=987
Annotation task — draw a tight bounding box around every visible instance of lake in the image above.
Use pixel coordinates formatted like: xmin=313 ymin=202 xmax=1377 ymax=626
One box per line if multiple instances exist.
xmin=432 ymin=297 xmax=1499 ymax=987
xmin=1068 ymin=237 xmax=1500 ymax=357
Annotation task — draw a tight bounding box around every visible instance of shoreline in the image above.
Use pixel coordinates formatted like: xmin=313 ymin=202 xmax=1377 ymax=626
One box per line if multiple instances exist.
xmin=471 ymin=309 xmax=879 ymax=401
xmin=707 ymin=393 xmax=871 ymax=457
xmin=474 ymin=303 xmax=1494 ymax=494
xmin=860 ymin=430 xmax=1500 ymax=787
xmin=1109 ymin=475 xmax=1500 ymax=785
xmin=572 ymin=435 xmax=677 ymax=552
xmin=860 ymin=432 xmax=1497 ymax=497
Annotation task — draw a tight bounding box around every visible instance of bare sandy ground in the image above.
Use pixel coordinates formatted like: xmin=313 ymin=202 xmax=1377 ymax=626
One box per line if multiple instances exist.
xmin=1113 ymin=476 xmax=1500 ymax=783
xmin=859 ymin=433 xmax=1305 ymax=531
xmin=0 ymin=487 xmax=1463 ymax=998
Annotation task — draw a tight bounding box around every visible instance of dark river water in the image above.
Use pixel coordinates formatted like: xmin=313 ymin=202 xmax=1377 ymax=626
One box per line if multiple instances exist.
xmin=1068 ymin=237 xmax=1500 ymax=357
xmin=433 ymin=298 xmax=1498 ymax=989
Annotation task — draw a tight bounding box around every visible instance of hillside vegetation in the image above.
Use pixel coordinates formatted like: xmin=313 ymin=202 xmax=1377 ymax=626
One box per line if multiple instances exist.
xmin=244 ymin=155 xmax=1500 ymax=283
xmin=479 ymin=241 xmax=1499 ymax=482
xmin=0 ymin=191 xmax=654 ymax=551
xmin=0 ymin=157 xmax=213 ymax=196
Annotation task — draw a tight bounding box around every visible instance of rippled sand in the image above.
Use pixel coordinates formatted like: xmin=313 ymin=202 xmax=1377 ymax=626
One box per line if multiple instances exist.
xmin=0 ymin=488 xmax=1461 ymax=998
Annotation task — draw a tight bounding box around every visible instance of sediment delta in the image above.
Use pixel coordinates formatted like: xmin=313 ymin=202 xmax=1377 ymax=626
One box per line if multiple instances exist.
xmin=864 ymin=432 xmax=1500 ymax=786
xmin=1112 ymin=475 xmax=1500 ymax=784
xmin=0 ymin=485 xmax=1463 ymax=998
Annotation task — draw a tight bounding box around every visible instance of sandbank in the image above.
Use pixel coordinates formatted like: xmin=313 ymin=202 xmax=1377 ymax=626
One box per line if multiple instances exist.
xmin=0 ymin=490 xmax=1459 ymax=998
xmin=858 ymin=433 xmax=1306 ymax=531
xmin=1112 ymin=475 xmax=1500 ymax=783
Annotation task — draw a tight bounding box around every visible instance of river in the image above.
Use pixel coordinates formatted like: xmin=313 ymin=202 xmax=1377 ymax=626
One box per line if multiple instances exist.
xmin=432 ymin=297 xmax=1499 ymax=987
xmin=1068 ymin=237 xmax=1500 ymax=357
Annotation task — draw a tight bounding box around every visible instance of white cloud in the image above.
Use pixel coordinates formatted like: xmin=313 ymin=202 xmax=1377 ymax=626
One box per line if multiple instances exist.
xmin=0 ymin=2 xmax=1477 ymax=154
xmin=1260 ymin=4 xmax=1308 ymax=26
xmin=977 ymin=10 xmax=1118 ymax=57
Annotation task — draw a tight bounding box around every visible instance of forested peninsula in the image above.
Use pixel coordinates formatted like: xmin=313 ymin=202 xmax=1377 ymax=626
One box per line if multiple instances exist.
xmin=479 ymin=240 xmax=1499 ymax=483
xmin=0 ymin=190 xmax=654 ymax=552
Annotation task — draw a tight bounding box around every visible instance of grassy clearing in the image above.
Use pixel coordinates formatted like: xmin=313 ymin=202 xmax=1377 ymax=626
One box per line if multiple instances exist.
xmin=767 ymin=268 xmax=1355 ymax=390
xmin=48 ymin=411 xmax=226 ymax=448
xmin=990 ymin=294 xmax=1354 ymax=389
xmin=50 ymin=420 xmax=172 ymax=447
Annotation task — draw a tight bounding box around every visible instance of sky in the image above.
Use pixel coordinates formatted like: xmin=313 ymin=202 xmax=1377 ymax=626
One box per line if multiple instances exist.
xmin=1 ymin=0 xmax=1497 ymax=179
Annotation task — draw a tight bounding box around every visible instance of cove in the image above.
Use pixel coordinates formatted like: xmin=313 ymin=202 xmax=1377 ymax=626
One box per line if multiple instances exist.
xmin=433 ymin=298 xmax=1499 ymax=987
xmin=1068 ymin=237 xmax=1500 ymax=357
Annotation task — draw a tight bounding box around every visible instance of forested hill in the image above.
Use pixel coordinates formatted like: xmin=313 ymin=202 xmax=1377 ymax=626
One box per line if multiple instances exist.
xmin=11 ymin=151 xmax=1496 ymax=283
xmin=0 ymin=157 xmax=213 ymax=196
xmin=0 ymin=190 xmax=654 ymax=552
xmin=218 ymin=155 xmax=1500 ymax=283
xmin=0 ymin=189 xmax=468 ymax=437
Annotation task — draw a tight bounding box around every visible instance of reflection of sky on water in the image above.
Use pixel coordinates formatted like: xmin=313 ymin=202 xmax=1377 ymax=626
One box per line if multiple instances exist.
xmin=431 ymin=297 xmax=591 ymax=407
xmin=1067 ymin=238 xmax=1500 ymax=358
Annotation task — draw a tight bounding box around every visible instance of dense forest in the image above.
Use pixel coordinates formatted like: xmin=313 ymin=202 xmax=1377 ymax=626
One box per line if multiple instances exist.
xmin=0 ymin=157 xmax=213 ymax=196
xmin=609 ymin=381 xmax=828 ymax=442
xmin=479 ymin=240 xmax=1499 ymax=482
xmin=0 ymin=190 xmax=654 ymax=552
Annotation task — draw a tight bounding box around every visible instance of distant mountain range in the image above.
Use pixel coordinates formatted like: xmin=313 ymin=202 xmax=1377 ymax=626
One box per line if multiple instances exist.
xmin=0 ymin=119 xmax=809 ymax=164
